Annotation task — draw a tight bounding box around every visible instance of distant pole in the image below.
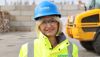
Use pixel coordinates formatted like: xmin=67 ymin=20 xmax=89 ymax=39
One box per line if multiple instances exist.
xmin=20 ymin=0 xmax=21 ymax=5
xmin=20 ymin=0 xmax=22 ymax=16
xmin=5 ymin=0 xmax=7 ymax=5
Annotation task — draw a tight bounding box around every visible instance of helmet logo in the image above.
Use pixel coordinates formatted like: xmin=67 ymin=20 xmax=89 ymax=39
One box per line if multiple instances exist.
xmin=41 ymin=7 xmax=50 ymax=10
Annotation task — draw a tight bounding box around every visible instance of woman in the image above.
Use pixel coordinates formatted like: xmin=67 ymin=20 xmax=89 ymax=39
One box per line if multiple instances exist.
xmin=19 ymin=1 xmax=78 ymax=57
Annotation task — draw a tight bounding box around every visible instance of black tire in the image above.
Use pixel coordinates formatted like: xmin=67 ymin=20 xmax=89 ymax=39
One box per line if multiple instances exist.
xmin=93 ymin=33 xmax=100 ymax=55
xmin=80 ymin=41 xmax=95 ymax=52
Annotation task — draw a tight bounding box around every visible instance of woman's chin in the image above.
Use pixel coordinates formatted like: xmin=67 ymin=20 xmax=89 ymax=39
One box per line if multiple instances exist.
xmin=46 ymin=33 xmax=56 ymax=37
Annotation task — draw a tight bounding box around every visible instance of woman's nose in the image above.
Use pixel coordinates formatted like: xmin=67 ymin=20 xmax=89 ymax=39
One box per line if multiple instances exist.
xmin=46 ymin=23 xmax=52 ymax=27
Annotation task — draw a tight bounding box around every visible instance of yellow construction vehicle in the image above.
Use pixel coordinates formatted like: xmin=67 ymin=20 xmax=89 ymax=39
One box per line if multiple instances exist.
xmin=66 ymin=0 xmax=100 ymax=55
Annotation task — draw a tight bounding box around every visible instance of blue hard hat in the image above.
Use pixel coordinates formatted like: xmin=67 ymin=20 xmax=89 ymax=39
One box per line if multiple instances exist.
xmin=34 ymin=1 xmax=61 ymax=20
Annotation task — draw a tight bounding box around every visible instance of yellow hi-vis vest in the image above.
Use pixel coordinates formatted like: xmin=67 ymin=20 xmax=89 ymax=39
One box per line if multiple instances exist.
xmin=19 ymin=33 xmax=78 ymax=57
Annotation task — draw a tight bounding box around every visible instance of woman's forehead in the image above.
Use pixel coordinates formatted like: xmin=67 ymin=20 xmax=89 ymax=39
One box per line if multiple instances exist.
xmin=40 ymin=16 xmax=58 ymax=20
xmin=42 ymin=16 xmax=54 ymax=19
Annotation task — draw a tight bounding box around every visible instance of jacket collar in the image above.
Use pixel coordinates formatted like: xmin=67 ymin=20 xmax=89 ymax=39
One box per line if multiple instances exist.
xmin=38 ymin=31 xmax=67 ymax=49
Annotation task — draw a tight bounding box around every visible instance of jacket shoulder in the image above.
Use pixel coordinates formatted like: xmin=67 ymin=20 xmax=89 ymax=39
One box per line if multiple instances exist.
xmin=19 ymin=43 xmax=28 ymax=57
xmin=72 ymin=43 xmax=78 ymax=57
xmin=34 ymin=39 xmax=40 ymax=44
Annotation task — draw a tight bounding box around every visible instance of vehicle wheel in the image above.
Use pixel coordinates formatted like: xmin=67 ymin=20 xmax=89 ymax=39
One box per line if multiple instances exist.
xmin=80 ymin=41 xmax=95 ymax=52
xmin=93 ymin=33 xmax=100 ymax=55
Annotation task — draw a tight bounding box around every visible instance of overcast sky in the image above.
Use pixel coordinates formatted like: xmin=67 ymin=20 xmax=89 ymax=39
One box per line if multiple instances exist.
xmin=0 ymin=0 xmax=33 ymax=5
xmin=0 ymin=0 xmax=90 ymax=5
xmin=34 ymin=0 xmax=90 ymax=5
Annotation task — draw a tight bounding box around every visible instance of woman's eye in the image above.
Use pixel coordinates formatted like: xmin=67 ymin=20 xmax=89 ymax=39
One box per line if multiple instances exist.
xmin=43 ymin=21 xmax=47 ymax=23
xmin=51 ymin=20 xmax=57 ymax=22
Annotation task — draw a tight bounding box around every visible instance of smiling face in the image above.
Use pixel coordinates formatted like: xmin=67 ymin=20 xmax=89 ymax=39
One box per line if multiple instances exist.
xmin=39 ymin=16 xmax=59 ymax=37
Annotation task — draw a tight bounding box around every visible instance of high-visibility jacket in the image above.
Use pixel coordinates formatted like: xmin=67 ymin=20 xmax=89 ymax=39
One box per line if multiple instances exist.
xmin=19 ymin=32 xmax=78 ymax=57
